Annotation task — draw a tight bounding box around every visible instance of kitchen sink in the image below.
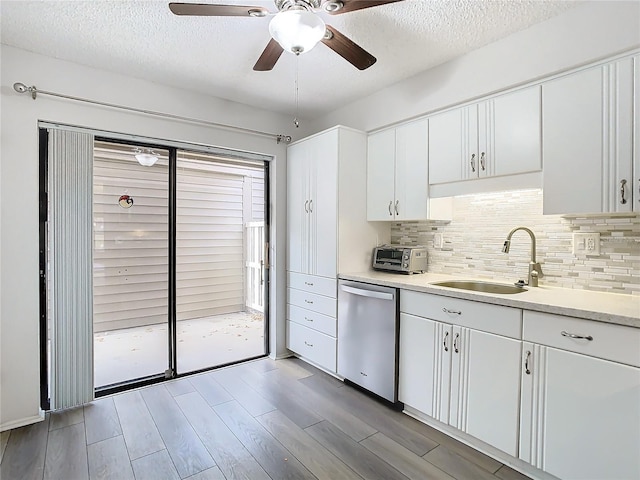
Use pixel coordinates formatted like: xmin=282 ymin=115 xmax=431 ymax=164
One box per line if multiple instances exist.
xmin=431 ymin=280 xmax=527 ymax=294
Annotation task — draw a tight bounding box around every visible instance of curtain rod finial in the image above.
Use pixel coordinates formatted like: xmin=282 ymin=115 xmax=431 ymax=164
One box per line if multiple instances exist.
xmin=13 ymin=82 xmax=37 ymax=99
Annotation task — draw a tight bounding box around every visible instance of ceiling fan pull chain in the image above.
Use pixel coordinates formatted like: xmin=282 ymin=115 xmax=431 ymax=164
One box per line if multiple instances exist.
xmin=293 ymin=55 xmax=300 ymax=128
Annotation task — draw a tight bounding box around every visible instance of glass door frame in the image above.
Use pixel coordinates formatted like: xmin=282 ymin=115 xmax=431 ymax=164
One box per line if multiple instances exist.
xmin=38 ymin=130 xmax=271 ymax=406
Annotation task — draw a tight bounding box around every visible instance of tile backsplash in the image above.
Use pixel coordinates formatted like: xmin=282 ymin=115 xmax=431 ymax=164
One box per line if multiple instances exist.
xmin=391 ymin=190 xmax=640 ymax=295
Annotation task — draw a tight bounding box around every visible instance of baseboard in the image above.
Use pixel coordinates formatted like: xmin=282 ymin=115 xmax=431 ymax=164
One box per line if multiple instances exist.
xmin=0 ymin=410 xmax=46 ymax=433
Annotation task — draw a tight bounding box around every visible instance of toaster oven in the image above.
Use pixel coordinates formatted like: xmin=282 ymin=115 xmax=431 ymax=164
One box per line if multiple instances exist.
xmin=372 ymin=245 xmax=427 ymax=274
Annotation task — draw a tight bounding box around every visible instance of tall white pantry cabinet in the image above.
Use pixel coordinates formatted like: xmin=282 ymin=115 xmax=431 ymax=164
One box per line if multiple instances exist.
xmin=286 ymin=126 xmax=384 ymax=372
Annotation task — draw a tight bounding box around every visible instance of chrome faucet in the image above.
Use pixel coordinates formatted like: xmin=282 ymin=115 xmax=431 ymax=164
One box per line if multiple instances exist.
xmin=502 ymin=227 xmax=543 ymax=287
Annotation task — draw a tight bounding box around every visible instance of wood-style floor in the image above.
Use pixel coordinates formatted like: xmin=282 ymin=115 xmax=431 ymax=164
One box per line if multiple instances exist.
xmin=0 ymin=357 xmax=531 ymax=480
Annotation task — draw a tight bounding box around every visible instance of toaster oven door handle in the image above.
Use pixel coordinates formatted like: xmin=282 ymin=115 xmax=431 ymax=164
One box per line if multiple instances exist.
xmin=340 ymin=285 xmax=394 ymax=301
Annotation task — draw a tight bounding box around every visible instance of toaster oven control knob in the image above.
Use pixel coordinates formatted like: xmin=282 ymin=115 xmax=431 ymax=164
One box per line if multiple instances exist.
xmin=403 ymin=254 xmax=409 ymax=259
xmin=403 ymin=263 xmax=408 ymax=268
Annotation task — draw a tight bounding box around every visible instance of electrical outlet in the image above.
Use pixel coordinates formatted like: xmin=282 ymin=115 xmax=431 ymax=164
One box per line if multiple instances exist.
xmin=434 ymin=233 xmax=444 ymax=249
xmin=573 ymin=233 xmax=600 ymax=256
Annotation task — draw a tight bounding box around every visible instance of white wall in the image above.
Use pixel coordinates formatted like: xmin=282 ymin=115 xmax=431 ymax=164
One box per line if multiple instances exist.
xmin=0 ymin=45 xmax=295 ymax=430
xmin=308 ymin=1 xmax=640 ymax=134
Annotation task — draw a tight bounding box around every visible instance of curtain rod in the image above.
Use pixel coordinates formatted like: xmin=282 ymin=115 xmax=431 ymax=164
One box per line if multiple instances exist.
xmin=12 ymin=82 xmax=292 ymax=144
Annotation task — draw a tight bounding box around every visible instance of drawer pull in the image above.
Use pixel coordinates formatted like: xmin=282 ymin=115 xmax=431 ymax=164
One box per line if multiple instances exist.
xmin=443 ymin=331 xmax=449 ymax=352
xmin=304 ymin=341 xmax=313 ymax=347
xmin=525 ymin=350 xmax=531 ymax=375
xmin=443 ymin=308 xmax=461 ymax=315
xmin=360 ymin=372 xmax=368 ymax=377
xmin=305 ymin=317 xmax=313 ymax=322
xmin=304 ymin=281 xmax=314 ymax=286
xmin=561 ymin=331 xmax=593 ymax=341
xmin=304 ymin=299 xmax=314 ymax=304
xmin=453 ymin=333 xmax=460 ymax=353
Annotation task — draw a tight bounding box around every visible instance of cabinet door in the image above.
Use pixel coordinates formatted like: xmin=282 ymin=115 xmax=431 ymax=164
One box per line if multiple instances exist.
xmin=367 ymin=129 xmax=396 ymax=220
xmin=520 ymin=344 xmax=640 ymax=480
xmin=428 ymin=109 xmax=465 ymax=185
xmin=287 ymin=141 xmax=310 ymax=274
xmin=395 ymin=120 xmax=428 ymax=220
xmin=492 ymin=86 xmax=541 ymax=177
xmin=399 ymin=313 xmax=451 ymax=420
xmin=450 ymin=327 xmax=521 ymax=457
xmin=543 ymin=59 xmax=634 ymax=214
xmin=309 ymin=130 xmax=338 ymax=278
xmin=635 ymin=55 xmax=640 ymax=212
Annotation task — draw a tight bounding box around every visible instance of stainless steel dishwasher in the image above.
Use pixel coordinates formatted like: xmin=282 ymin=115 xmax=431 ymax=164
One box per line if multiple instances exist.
xmin=337 ymin=280 xmax=399 ymax=404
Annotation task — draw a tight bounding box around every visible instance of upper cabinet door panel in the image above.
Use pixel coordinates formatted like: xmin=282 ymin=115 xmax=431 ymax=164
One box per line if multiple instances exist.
xmin=492 ymin=86 xmax=542 ymax=177
xmin=367 ymin=129 xmax=396 ymax=221
xmin=287 ymin=142 xmax=309 ymax=274
xmin=429 ymin=109 xmax=464 ymax=185
xmin=395 ymin=119 xmax=428 ymax=220
xmin=542 ymin=67 xmax=604 ymax=214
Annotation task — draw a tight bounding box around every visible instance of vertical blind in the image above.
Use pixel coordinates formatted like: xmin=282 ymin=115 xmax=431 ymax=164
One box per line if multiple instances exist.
xmin=48 ymin=129 xmax=95 ymax=410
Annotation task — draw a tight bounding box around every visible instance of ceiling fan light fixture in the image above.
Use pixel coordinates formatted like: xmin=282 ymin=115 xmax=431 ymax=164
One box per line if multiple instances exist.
xmin=323 ymin=1 xmax=343 ymax=13
xmin=269 ymin=9 xmax=326 ymax=55
xmin=133 ymin=148 xmax=159 ymax=167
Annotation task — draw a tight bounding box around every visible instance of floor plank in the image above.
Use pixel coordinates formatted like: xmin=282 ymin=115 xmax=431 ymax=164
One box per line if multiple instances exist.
xmin=361 ymin=432 xmax=455 ymax=480
xmin=274 ymin=357 xmax=317 ymax=380
xmin=269 ymin=367 xmax=378 ymax=441
xmin=113 ymin=390 xmax=165 ymax=460
xmin=245 ymin=357 xmax=278 ymax=374
xmin=175 ymin=392 xmax=270 ymax=480
xmin=0 ymin=430 xmax=10 ymax=464
xmin=49 ymin=405 xmax=84 ymax=431
xmin=423 ymin=445 xmax=499 ymax=480
xmin=140 ymin=385 xmax=216 ymax=478
xmin=210 ymin=367 xmax=277 ymax=417
xmin=166 ymin=378 xmax=196 ymax=397
xmin=301 ymin=373 xmax=438 ymax=456
xmin=184 ymin=466 xmax=227 ymax=480
xmin=213 ymin=400 xmax=316 ymax=480
xmin=306 ymin=420 xmax=410 ymax=480
xmin=495 ymin=465 xmax=533 ymax=480
xmin=87 ymin=435 xmax=135 ymax=480
xmin=238 ymin=366 xmax=323 ymax=429
xmin=188 ymin=373 xmax=233 ymax=406
xmin=44 ymin=422 xmax=89 ymax=480
xmin=131 ymin=449 xmax=180 ymax=480
xmin=84 ymin=397 xmax=122 ymax=445
xmin=0 ymin=415 xmax=50 ymax=480
xmin=257 ymin=409 xmax=363 ymax=480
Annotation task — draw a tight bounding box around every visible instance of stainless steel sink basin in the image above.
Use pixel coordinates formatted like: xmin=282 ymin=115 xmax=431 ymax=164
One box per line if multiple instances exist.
xmin=432 ymin=280 xmax=527 ymax=294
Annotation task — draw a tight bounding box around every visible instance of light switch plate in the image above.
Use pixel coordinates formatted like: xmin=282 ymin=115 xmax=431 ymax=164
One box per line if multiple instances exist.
xmin=573 ymin=233 xmax=600 ymax=256
xmin=434 ymin=233 xmax=444 ymax=249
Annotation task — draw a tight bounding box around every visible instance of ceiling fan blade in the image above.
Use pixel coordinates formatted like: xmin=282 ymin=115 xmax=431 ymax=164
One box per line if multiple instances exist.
xmin=253 ymin=39 xmax=284 ymax=71
xmin=323 ymin=0 xmax=403 ymax=15
xmin=169 ymin=3 xmax=269 ymax=17
xmin=321 ymin=25 xmax=376 ymax=70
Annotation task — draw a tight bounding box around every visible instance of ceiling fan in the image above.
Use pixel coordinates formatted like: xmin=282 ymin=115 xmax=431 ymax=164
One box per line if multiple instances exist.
xmin=169 ymin=0 xmax=403 ymax=71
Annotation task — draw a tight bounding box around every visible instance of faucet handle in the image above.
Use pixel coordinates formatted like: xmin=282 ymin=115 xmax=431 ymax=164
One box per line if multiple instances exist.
xmin=514 ymin=280 xmax=527 ymax=288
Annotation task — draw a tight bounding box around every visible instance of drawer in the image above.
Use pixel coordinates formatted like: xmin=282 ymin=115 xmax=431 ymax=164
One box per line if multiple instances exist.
xmin=287 ymin=321 xmax=337 ymax=372
xmin=288 ymin=303 xmax=336 ymax=337
xmin=288 ymin=272 xmax=336 ymax=298
xmin=523 ymin=311 xmax=640 ymax=367
xmin=401 ymin=290 xmax=522 ymax=339
xmin=288 ymin=288 xmax=336 ymax=318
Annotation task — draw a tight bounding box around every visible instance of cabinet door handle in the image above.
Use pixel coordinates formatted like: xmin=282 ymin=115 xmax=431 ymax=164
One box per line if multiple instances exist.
xmin=360 ymin=371 xmax=368 ymax=377
xmin=480 ymin=152 xmax=486 ymax=171
xmin=561 ymin=331 xmax=593 ymax=341
xmin=470 ymin=153 xmax=476 ymax=172
xmin=309 ymin=199 xmax=313 ymax=213
xmin=304 ymin=200 xmax=309 ymax=213
xmin=395 ymin=200 xmax=399 ymax=216
xmin=620 ymin=179 xmax=628 ymax=204
xmin=388 ymin=201 xmax=393 ymax=216
xmin=304 ymin=299 xmax=314 ymax=304
xmin=443 ymin=331 xmax=449 ymax=352
xmin=525 ymin=350 xmax=531 ymax=375
xmin=442 ymin=307 xmax=461 ymax=315
xmin=453 ymin=333 xmax=460 ymax=353
xmin=304 ymin=317 xmax=313 ymax=322
xmin=304 ymin=281 xmax=314 ymax=286
xmin=304 ymin=341 xmax=313 ymax=347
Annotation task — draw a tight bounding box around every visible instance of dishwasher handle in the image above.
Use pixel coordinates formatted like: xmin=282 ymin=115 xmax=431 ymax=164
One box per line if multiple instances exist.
xmin=340 ymin=285 xmax=394 ymax=301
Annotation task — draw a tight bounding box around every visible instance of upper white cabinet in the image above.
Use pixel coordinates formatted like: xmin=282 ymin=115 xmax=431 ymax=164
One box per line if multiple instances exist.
xmin=520 ymin=311 xmax=640 ymax=480
xmin=429 ymin=85 xmax=542 ymax=185
xmin=543 ymin=55 xmax=639 ymax=214
xmin=367 ymin=119 xmax=431 ymax=221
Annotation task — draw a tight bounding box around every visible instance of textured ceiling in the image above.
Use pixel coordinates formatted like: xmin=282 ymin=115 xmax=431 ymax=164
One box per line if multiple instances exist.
xmin=1 ymin=0 xmax=581 ymax=119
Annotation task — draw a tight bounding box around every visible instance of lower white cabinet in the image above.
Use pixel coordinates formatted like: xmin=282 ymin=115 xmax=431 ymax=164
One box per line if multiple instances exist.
xmin=287 ymin=321 xmax=337 ymax=372
xmin=399 ymin=291 xmax=522 ymax=457
xmin=520 ymin=312 xmax=640 ymax=480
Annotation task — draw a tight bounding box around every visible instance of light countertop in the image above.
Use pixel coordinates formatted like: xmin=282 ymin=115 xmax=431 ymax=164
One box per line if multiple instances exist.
xmin=339 ymin=271 xmax=640 ymax=328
